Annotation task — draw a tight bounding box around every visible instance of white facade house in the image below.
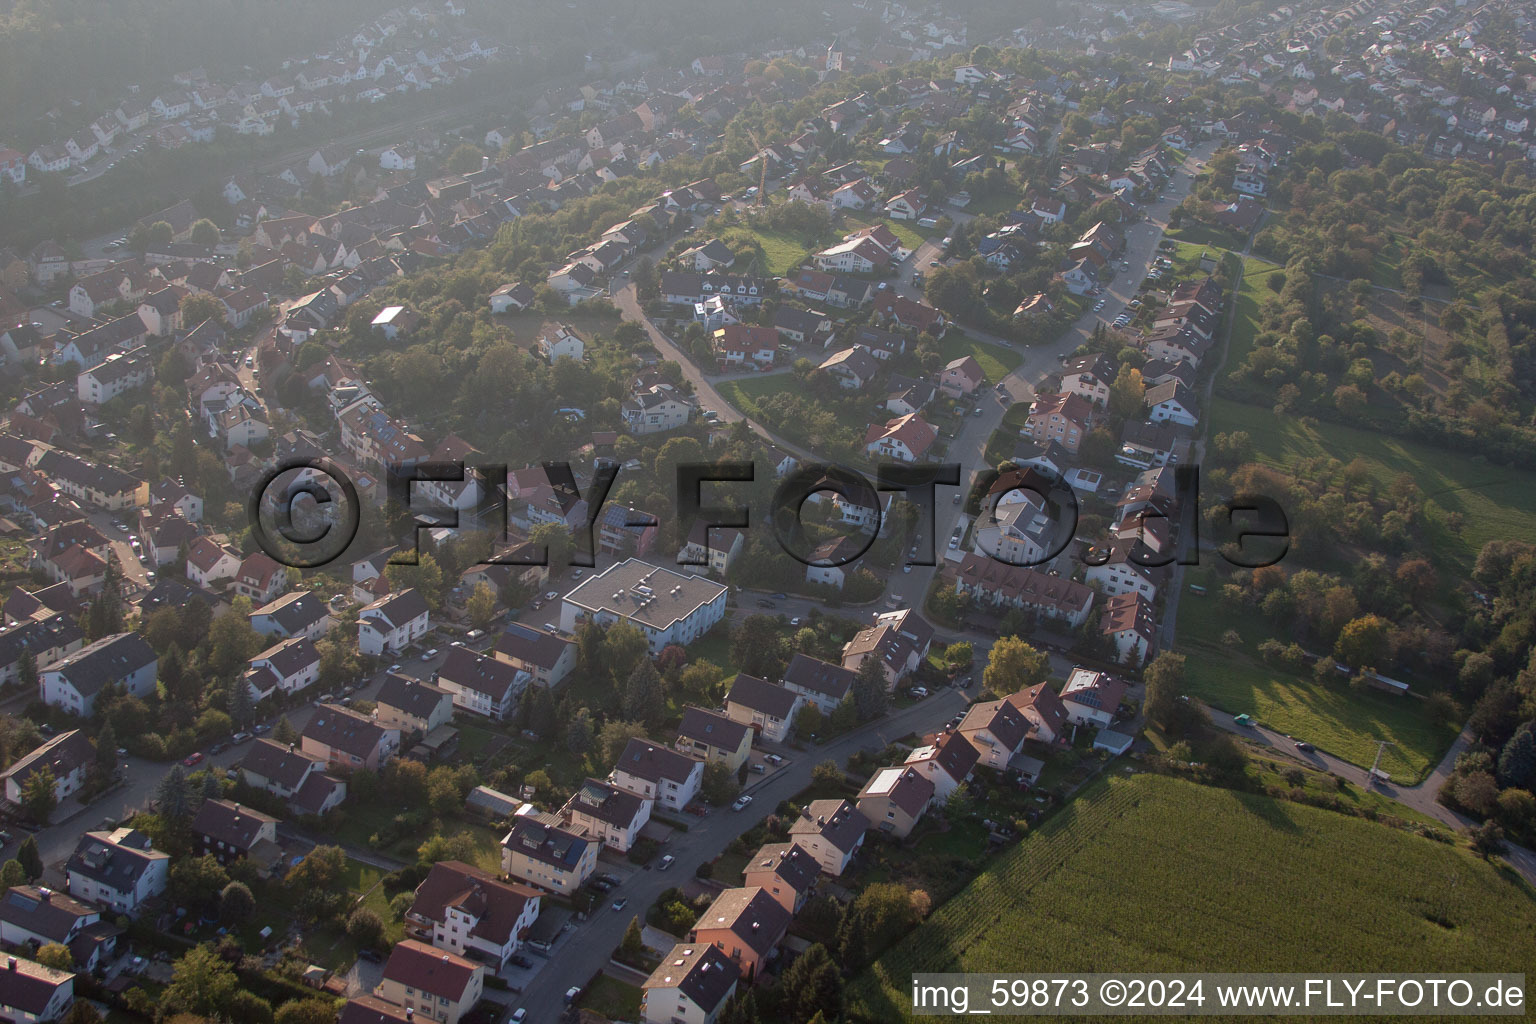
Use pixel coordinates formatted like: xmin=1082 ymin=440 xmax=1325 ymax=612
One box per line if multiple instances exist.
xmin=610 ymin=738 xmax=704 ymax=813
xmin=40 ymin=633 xmax=157 ymax=717
xmin=65 ymin=828 xmax=169 ymax=916
xmin=357 ymin=589 xmax=431 ymax=655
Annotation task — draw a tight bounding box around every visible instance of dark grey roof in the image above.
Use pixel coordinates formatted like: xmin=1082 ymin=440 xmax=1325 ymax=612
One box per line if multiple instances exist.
xmin=250 ymin=591 xmax=328 ymax=634
xmin=375 ymin=672 xmax=451 ymax=720
xmin=0 ymin=885 xmax=99 ymax=942
xmin=239 ymin=739 xmax=320 ymax=791
xmin=0 ymin=730 xmax=93 ymax=790
xmin=45 ymin=632 xmax=155 ymax=699
xmin=192 ymin=799 xmax=277 ymax=851
xmin=302 ymin=705 xmax=394 ymax=759
xmin=615 ymin=737 xmax=702 ymax=786
xmin=65 ymin=829 xmax=165 ymax=892
xmin=644 ymin=942 xmax=740 ymax=1013
xmin=726 ymin=673 xmax=799 ymax=719
xmin=494 ymin=622 xmax=572 ymax=670
xmin=437 ymin=647 xmax=522 ymax=702
xmin=782 ymin=653 xmax=855 ymax=701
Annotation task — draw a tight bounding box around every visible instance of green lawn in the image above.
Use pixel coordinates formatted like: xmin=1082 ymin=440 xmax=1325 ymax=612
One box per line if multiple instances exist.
xmin=937 ymin=333 xmax=1024 ymax=383
xmin=579 ymin=975 xmax=644 ymax=1020
xmin=1223 ymin=257 xmax=1286 ymax=383
xmin=848 ymin=774 xmax=1536 ymax=1023
xmin=715 ymin=376 xmax=871 ymax=435
xmin=1209 ymin=395 xmax=1536 ymax=574
xmin=741 ymin=226 xmax=814 ymax=276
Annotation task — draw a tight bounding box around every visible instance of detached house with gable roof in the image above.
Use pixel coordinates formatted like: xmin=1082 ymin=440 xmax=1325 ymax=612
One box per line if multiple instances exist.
xmin=64 ymin=828 xmax=169 ymax=916
xmin=674 ymin=707 xmax=752 ymax=772
xmin=610 ymin=737 xmax=704 ymax=812
xmin=561 ymin=778 xmax=651 ymax=852
xmin=377 ymin=939 xmax=483 ymax=1024
xmin=641 ymin=942 xmax=740 ymax=1024
xmin=405 ymin=861 xmax=540 ymax=971
xmin=689 ymin=887 xmax=790 ymax=982
xmin=301 ymin=703 xmax=400 ymax=771
xmin=856 ymin=766 xmax=935 ymax=838
xmin=788 ymin=799 xmax=868 ymax=876
xmin=500 ymin=812 xmax=598 ymax=895
xmin=435 ymin=647 xmax=527 ymax=720
xmin=358 ymin=589 xmax=430 ymax=656
xmin=724 ymin=673 xmax=802 ymax=743
xmin=40 ymin=633 xmax=156 ymax=717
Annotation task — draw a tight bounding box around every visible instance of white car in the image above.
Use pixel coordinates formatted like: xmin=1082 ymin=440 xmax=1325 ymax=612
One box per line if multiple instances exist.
xmin=732 ymin=795 xmax=753 ymax=811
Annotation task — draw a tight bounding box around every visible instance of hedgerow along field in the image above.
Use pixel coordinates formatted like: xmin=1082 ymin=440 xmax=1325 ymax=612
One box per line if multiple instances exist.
xmin=847 ymin=774 xmax=1536 ymax=1023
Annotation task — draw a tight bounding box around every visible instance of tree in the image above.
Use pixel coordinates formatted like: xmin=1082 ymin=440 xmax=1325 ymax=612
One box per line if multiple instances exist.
xmin=599 ymin=720 xmax=650 ymax=764
xmin=1470 ymin=820 xmax=1507 ymax=860
xmin=1142 ymin=652 xmax=1187 ymax=728
xmin=1454 ymin=771 xmax=1500 ymax=816
xmin=837 ymin=882 xmax=918 ymax=971
xmin=566 ymin=708 xmax=595 ymax=755
xmin=811 ymin=759 xmax=843 ymax=788
xmin=701 ymin=760 xmax=739 ymax=805
xmin=146 ymin=221 xmax=174 ymax=250
xmin=16 ymin=838 xmax=41 ymax=882
xmin=793 ymin=703 xmax=823 ymax=741
xmin=162 ymin=944 xmax=239 ymax=1019
xmin=19 ymin=768 xmax=57 ymax=824
xmin=276 ymin=1002 xmax=341 ymax=1024
xmin=466 ymin=582 xmax=497 ymax=629
xmin=0 ymin=860 xmax=25 ymax=888
xmin=1498 ymin=724 xmax=1536 ymax=789
xmin=622 ymin=659 xmax=666 ymax=726
xmin=983 ymin=637 xmax=1050 ymax=695
xmin=156 ymin=765 xmax=194 ymax=825
xmin=850 ymin=658 xmax=889 ymax=722
xmin=189 ymin=219 xmax=221 ymax=246
xmin=1108 ymin=367 xmax=1146 ymax=418
xmin=181 ymin=292 xmax=226 ymax=327
xmin=779 ymin=943 xmax=843 ymax=1024
xmin=95 ymin=720 xmax=118 ymax=779
xmin=273 ymin=716 xmax=298 ymax=745
xmin=1334 ymin=614 xmax=1390 ymax=669
xmin=17 ymin=651 xmax=37 ymax=694
xmin=220 ymin=881 xmax=255 ymax=924
xmin=620 ymin=916 xmax=644 ymax=959
xmin=732 ymin=615 xmax=787 ymax=679
xmin=172 ymin=854 xmax=230 ymax=912
xmin=62 ymin=1001 xmax=102 ymax=1024
xmin=445 ymin=144 xmax=485 ymax=172
xmin=209 ymin=599 xmax=263 ymax=678
xmin=35 ymin=943 xmax=73 ymax=972
xmin=347 ymin=907 xmax=385 ymax=948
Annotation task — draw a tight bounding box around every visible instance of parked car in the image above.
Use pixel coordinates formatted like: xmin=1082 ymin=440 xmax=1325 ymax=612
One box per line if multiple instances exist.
xmin=510 ymin=1010 xmax=527 ymax=1024
xmin=611 ymin=897 xmax=629 ymax=912
xmin=789 ymin=617 xmax=801 ymax=627
xmin=1294 ymin=741 xmax=1315 ymax=752
xmin=732 ymin=795 xmax=753 ymax=811
xmin=764 ymin=753 xmax=784 ymax=765
xmin=421 ymin=648 xmax=438 ymax=661
xmin=182 ymin=752 xmax=204 ymax=766
xmin=658 ymin=855 xmax=675 ymax=871
xmin=1233 ymin=714 xmax=1255 ymax=727
xmin=750 ymin=763 xmax=767 ymax=773
xmin=233 ymin=731 xmax=253 ymax=744
xmin=910 ymin=686 xmax=929 ymax=698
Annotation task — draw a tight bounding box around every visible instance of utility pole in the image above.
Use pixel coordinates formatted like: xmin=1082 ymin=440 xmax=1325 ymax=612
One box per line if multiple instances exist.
xmin=1367 ymin=740 xmax=1394 ymax=790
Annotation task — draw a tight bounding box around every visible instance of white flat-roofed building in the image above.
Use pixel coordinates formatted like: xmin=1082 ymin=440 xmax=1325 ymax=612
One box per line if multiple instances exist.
xmin=559 ymin=559 xmax=727 ymax=654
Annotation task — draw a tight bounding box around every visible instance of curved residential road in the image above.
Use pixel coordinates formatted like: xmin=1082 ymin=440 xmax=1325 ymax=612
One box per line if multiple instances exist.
xmin=509 ymin=685 xmax=973 ymax=1024
xmin=612 ymin=283 xmax=816 ymax=466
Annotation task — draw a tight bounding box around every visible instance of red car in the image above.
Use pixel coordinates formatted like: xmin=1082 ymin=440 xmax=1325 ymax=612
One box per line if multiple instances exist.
xmin=182 ymin=752 xmax=204 ymax=767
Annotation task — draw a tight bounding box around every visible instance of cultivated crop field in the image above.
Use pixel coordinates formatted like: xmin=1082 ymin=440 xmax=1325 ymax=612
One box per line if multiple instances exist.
xmin=848 ymin=774 xmax=1536 ymax=1023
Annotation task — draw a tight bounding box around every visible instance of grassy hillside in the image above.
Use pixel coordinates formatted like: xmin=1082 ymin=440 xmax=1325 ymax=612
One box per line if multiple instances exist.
xmin=849 ymin=774 xmax=1536 ymax=1023
xmin=1208 ymin=396 xmax=1536 ymax=575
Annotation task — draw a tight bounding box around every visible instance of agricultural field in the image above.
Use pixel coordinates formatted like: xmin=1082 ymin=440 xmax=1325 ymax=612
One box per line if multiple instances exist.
xmin=848 ymin=774 xmax=1536 ymax=1023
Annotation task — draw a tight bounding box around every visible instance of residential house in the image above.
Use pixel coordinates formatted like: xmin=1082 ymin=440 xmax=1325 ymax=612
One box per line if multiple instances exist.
xmin=780 ymin=654 xmax=855 ymax=713
xmin=611 ymin=737 xmax=704 ymax=812
xmin=237 ymin=740 xmax=348 ymax=817
xmin=674 ymin=708 xmax=752 ymax=773
xmin=500 ymin=812 xmax=598 ymax=895
xmin=301 ymin=704 xmax=401 ymax=771
xmin=0 ymin=885 xmax=115 ymax=972
xmin=622 ymin=385 xmax=693 ymax=435
xmin=1 ymin=731 xmax=93 ymax=809
xmin=232 ymin=552 xmax=291 ymax=605
xmin=788 ymin=799 xmax=868 ymax=876
xmin=1005 ymin=683 xmax=1071 ymax=745
xmin=376 ymin=940 xmax=483 ymax=1024
xmin=64 ymin=828 xmax=169 ymax=916
xmin=863 ymin=413 xmax=936 ymax=462
xmin=689 ymin=887 xmax=789 ymax=981
xmin=374 ymin=674 xmax=455 ymax=736
xmin=1101 ymin=592 xmax=1156 ymax=667
xmin=640 ymin=943 xmax=740 ymax=1024
xmin=903 ymin=730 xmax=978 ymax=804
xmin=1059 ymin=668 xmax=1127 ymax=728
xmin=724 ymin=674 xmax=802 ymax=744
xmin=1024 ymin=392 xmax=1095 ymax=454
xmin=855 ymin=766 xmax=934 ymax=838
xmin=561 ymin=778 xmax=651 ymax=853
xmin=358 ymin=589 xmax=431 ymax=656
xmin=40 ymin=633 xmax=156 ymax=717
xmin=243 ymin=636 xmax=320 ymax=703
xmin=952 ymin=553 xmax=1095 ymax=628
xmin=491 ymin=623 xmax=576 ymax=689
xmin=404 ymin=861 xmax=540 ymax=972
xmin=249 ymin=592 xmax=331 ymax=641
xmin=191 ymin=799 xmax=279 ymax=866
xmin=185 ymin=537 xmax=241 ymax=589
xmin=741 ymin=843 xmax=818 ymax=915
xmin=956 ymin=698 xmax=1031 ymax=769
xmin=435 ymin=647 xmax=527 ymax=720
xmin=0 ymin=956 xmax=74 ymax=1024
